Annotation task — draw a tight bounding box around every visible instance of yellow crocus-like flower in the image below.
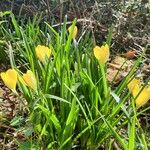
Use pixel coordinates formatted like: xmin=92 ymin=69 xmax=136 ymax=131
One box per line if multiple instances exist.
xmin=35 ymin=45 xmax=51 ymax=63
xmin=128 ymin=78 xmax=141 ymax=98
xmin=22 ymin=70 xmax=37 ymax=91
xmin=128 ymin=78 xmax=150 ymax=108
xmin=136 ymin=87 xmax=150 ymax=108
xmin=68 ymin=25 xmax=78 ymax=39
xmin=93 ymin=44 xmax=110 ymax=64
xmin=0 ymin=69 xmax=17 ymax=92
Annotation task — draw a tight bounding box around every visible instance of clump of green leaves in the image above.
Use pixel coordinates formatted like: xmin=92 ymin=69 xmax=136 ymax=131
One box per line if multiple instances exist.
xmin=1 ymin=13 xmax=150 ymax=150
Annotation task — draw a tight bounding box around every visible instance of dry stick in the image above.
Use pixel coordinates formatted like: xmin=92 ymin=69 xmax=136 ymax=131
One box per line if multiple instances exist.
xmin=46 ymin=0 xmax=51 ymax=21
xmin=10 ymin=0 xmax=14 ymax=12
xmin=0 ymin=124 xmax=16 ymax=131
xmin=60 ymin=0 xmax=64 ymax=25
xmin=52 ymin=18 xmax=107 ymax=30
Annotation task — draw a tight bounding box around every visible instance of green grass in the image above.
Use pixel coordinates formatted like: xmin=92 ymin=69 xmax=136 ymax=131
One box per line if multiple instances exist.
xmin=0 ymin=12 xmax=150 ymax=150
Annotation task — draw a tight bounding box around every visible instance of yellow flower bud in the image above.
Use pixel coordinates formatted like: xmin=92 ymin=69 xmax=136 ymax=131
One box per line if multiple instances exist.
xmin=128 ymin=78 xmax=150 ymax=108
xmin=93 ymin=44 xmax=110 ymax=64
xmin=136 ymin=87 xmax=150 ymax=108
xmin=0 ymin=69 xmax=17 ymax=92
xmin=68 ymin=25 xmax=78 ymax=39
xmin=22 ymin=70 xmax=37 ymax=91
xmin=128 ymin=78 xmax=140 ymax=98
xmin=35 ymin=45 xmax=51 ymax=63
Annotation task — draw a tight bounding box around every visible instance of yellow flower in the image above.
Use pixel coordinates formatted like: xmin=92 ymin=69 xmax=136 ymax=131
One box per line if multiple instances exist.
xmin=93 ymin=44 xmax=110 ymax=64
xmin=136 ymin=87 xmax=150 ymax=108
xmin=68 ymin=25 xmax=78 ymax=39
xmin=22 ymin=70 xmax=37 ymax=91
xmin=0 ymin=69 xmax=17 ymax=92
xmin=35 ymin=45 xmax=51 ymax=63
xmin=128 ymin=78 xmax=140 ymax=97
xmin=128 ymin=78 xmax=150 ymax=108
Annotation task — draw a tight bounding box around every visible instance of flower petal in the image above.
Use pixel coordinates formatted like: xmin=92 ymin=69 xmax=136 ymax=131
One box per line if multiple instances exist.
xmin=0 ymin=69 xmax=17 ymax=91
xmin=127 ymin=78 xmax=150 ymax=108
xmin=68 ymin=25 xmax=78 ymax=39
xmin=93 ymin=44 xmax=110 ymax=64
xmin=136 ymin=87 xmax=150 ymax=108
xmin=127 ymin=78 xmax=140 ymax=97
xmin=23 ymin=70 xmax=37 ymax=91
xmin=35 ymin=45 xmax=51 ymax=63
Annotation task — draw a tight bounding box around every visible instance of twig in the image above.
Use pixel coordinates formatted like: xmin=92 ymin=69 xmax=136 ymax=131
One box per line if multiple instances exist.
xmin=52 ymin=18 xmax=107 ymax=30
xmin=0 ymin=124 xmax=16 ymax=131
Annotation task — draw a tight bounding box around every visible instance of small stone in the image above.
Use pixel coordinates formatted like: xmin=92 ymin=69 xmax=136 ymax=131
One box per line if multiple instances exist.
xmin=8 ymin=108 xmax=12 ymax=112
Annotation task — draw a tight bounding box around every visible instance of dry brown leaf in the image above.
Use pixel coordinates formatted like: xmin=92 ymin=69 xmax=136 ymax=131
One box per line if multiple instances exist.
xmin=125 ymin=50 xmax=137 ymax=59
xmin=107 ymin=68 xmax=120 ymax=83
xmin=0 ymin=87 xmax=4 ymax=98
xmin=107 ymin=56 xmax=133 ymax=83
xmin=111 ymin=56 xmax=126 ymax=69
